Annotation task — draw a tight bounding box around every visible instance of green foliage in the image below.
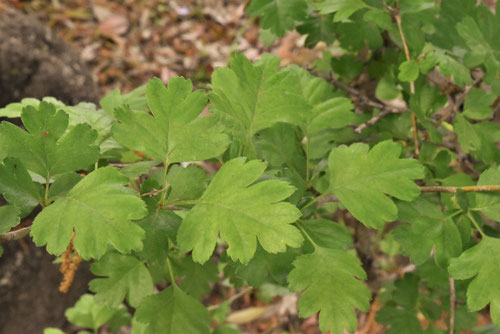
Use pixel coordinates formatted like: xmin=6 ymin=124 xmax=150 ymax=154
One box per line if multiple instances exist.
xmin=0 ymin=1 xmax=498 ymax=333
xmin=177 ymin=157 xmax=303 ymax=264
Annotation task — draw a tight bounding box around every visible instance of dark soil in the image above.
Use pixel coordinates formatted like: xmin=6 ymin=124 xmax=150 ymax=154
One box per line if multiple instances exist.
xmin=0 ymin=6 xmax=97 ymax=333
xmin=0 ymin=7 xmax=98 ymax=107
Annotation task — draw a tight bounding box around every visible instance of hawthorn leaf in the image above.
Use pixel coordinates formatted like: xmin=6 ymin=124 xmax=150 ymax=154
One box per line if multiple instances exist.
xmin=328 ymin=141 xmax=425 ymax=228
xmin=474 ymin=166 xmax=500 ymax=222
xmin=462 ymin=88 xmax=496 ymax=120
xmin=135 ymin=286 xmax=211 ymax=334
xmin=254 ymin=123 xmax=307 ymax=179
xmin=121 ymin=160 xmax=157 ymax=181
xmin=297 ymin=14 xmax=336 ymax=47
xmin=89 ymin=252 xmax=154 ymax=307
xmin=393 ymin=198 xmax=462 ymax=268
xmin=299 ymin=219 xmax=352 ymax=250
xmin=246 ymin=0 xmax=308 ymax=37
xmin=398 ymin=60 xmax=420 ymax=82
xmin=166 ymin=164 xmax=209 ymax=202
xmin=177 ymin=158 xmax=303 ymax=264
xmin=314 ymin=0 xmax=368 ymax=21
xmin=0 ymin=158 xmax=42 ymax=217
xmin=209 ymin=53 xmax=309 ymax=155
xmin=113 ymin=77 xmax=229 ymax=163
xmin=178 ymin=257 xmax=218 ymax=299
xmin=288 ymin=247 xmax=371 ymax=334
xmin=285 ymin=66 xmax=355 ymax=134
xmin=0 ymin=204 xmax=20 ymax=234
xmin=0 ymin=101 xmax=99 ymax=178
xmin=30 ymin=167 xmax=147 ymax=259
xmin=376 ymin=306 xmax=423 ymax=334
xmin=48 ymin=172 xmax=83 ymax=199
xmin=136 ymin=211 xmax=182 ymax=263
xmin=65 ymin=294 xmax=124 ymax=332
xmin=448 ymin=236 xmax=500 ymax=325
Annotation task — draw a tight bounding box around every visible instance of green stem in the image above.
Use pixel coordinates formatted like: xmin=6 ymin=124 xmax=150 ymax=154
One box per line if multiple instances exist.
xmin=301 ymin=192 xmax=328 ymax=211
xmin=158 ymin=157 xmax=170 ymax=208
xmin=166 ymin=257 xmax=176 ymax=286
xmin=297 ymin=221 xmax=318 ymax=248
xmin=43 ymin=173 xmax=51 ymax=207
xmin=305 ymin=133 xmax=310 ymax=184
xmin=467 ymin=211 xmax=486 ymax=237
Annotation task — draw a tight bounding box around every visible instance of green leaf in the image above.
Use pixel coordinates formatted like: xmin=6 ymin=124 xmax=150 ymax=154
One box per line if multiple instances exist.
xmin=166 ymin=164 xmax=209 ymax=202
xmin=30 ymin=167 xmax=147 ymax=259
xmin=100 ymin=85 xmax=147 ymax=115
xmin=393 ymin=198 xmax=462 ymax=268
xmin=48 ymin=172 xmax=83 ymax=199
xmin=43 ymin=329 xmax=65 ymax=334
xmin=177 ymin=158 xmax=303 ymax=264
xmin=254 ymin=123 xmax=306 ymax=179
xmin=0 ymin=204 xmax=20 ymax=234
xmin=299 ymin=219 xmax=352 ymax=249
xmin=328 ymin=141 xmax=424 ymax=228
xmin=113 ymin=77 xmax=229 ymax=163
xmin=137 ymin=211 xmax=182 ymax=263
xmin=121 ymin=161 xmax=157 ymax=181
xmin=288 ymin=247 xmax=371 ymax=334
xmin=314 ymin=0 xmax=368 ymax=22
xmin=0 ymin=158 xmax=42 ymax=217
xmin=89 ymin=252 xmax=154 ymax=307
xmin=209 ymin=53 xmax=309 ymax=156
xmin=462 ymin=88 xmax=496 ymax=120
xmin=376 ymin=306 xmax=423 ymax=334
xmin=65 ymin=294 xmax=123 ymax=332
xmin=297 ymin=14 xmax=336 ymax=47
xmin=135 ymin=286 xmax=211 ymax=334
xmin=398 ymin=60 xmax=420 ymax=82
xmin=474 ymin=166 xmax=500 ymax=222
xmin=246 ymin=0 xmax=308 ymax=37
xmin=0 ymin=101 xmax=99 ymax=178
xmin=448 ymin=236 xmax=500 ymax=325
xmin=178 ymin=257 xmax=218 ymax=299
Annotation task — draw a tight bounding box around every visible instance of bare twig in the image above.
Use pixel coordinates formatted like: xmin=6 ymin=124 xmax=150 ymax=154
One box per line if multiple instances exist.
xmin=307 ymin=69 xmax=407 ymax=133
xmin=394 ymin=11 xmax=419 ymax=156
xmin=0 ymin=226 xmax=30 ymax=243
xmin=420 ymin=185 xmax=500 ymax=193
xmin=434 ymin=75 xmax=484 ymax=128
xmin=449 ymin=278 xmax=455 ymax=334
xmin=139 ymin=185 xmax=169 ymax=198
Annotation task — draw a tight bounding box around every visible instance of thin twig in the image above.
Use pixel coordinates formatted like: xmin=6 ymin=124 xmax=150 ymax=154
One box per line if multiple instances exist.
xmin=139 ymin=185 xmax=169 ymax=198
xmin=207 ymin=286 xmax=253 ymax=311
xmin=434 ymin=75 xmax=483 ymax=128
xmin=449 ymin=278 xmax=455 ymax=334
xmin=0 ymin=226 xmax=30 ymax=243
xmin=307 ymin=69 xmax=407 ymax=132
xmin=394 ymin=11 xmax=419 ymax=156
xmin=420 ymin=185 xmax=500 ymax=193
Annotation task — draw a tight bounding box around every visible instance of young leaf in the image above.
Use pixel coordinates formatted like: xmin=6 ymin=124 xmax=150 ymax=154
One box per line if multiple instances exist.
xmin=136 ymin=211 xmax=182 ymax=263
xmin=246 ymin=0 xmax=308 ymax=37
xmin=288 ymin=247 xmax=371 ymax=334
xmin=65 ymin=294 xmax=125 ymax=332
xmin=30 ymin=167 xmax=147 ymax=259
xmin=0 ymin=158 xmax=42 ymax=217
xmin=178 ymin=257 xmax=218 ymax=299
xmin=113 ymin=77 xmax=229 ymax=163
xmin=89 ymin=252 xmax=154 ymax=307
xmin=398 ymin=60 xmax=420 ymax=82
xmin=0 ymin=204 xmax=20 ymax=234
xmin=462 ymin=88 xmax=496 ymax=120
xmin=177 ymin=158 xmax=303 ymax=264
xmin=448 ymin=236 xmax=500 ymax=326
xmin=135 ymin=286 xmax=211 ymax=334
xmin=209 ymin=53 xmax=309 ymax=155
xmin=328 ymin=141 xmax=424 ymax=228
xmin=0 ymin=101 xmax=99 ymax=178
xmin=393 ymin=198 xmax=462 ymax=268
xmin=474 ymin=166 xmax=500 ymax=222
